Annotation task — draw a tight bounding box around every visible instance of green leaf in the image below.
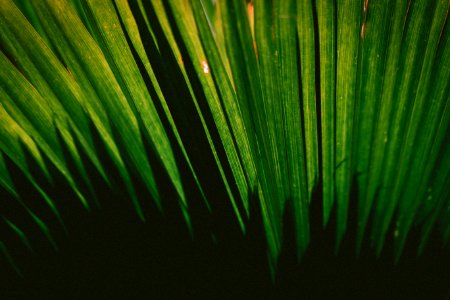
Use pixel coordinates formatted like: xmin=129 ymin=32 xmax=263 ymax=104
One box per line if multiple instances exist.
xmin=316 ymin=0 xmax=336 ymax=226
xmin=275 ymin=0 xmax=309 ymax=257
xmin=3 ymin=218 xmax=34 ymax=253
xmin=168 ymin=0 xmax=251 ymax=226
xmin=371 ymin=0 xmax=443 ymax=255
xmin=79 ymin=0 xmax=193 ymax=230
xmin=220 ymin=0 xmax=284 ymax=262
xmin=363 ymin=0 xmax=409 ymax=253
xmin=114 ymin=0 xmax=209 ymax=212
xmin=146 ymin=0 xmax=246 ymax=231
xmin=0 ymin=241 xmax=22 ymax=276
xmin=1 ymin=4 xmax=109 ymax=193
xmin=192 ymin=0 xmax=258 ymax=198
xmin=28 ymin=0 xmax=160 ymax=219
xmin=0 ymin=151 xmax=18 ymax=199
xmin=0 ymin=102 xmax=62 ymax=222
xmin=0 ymin=53 xmax=89 ymax=210
xmin=417 ymin=143 xmax=450 ymax=256
xmin=0 ymin=0 xmax=448 ymax=268
xmin=335 ymin=0 xmax=361 ymax=250
xmin=297 ymin=0 xmax=319 ymax=200
xmin=354 ymin=0 xmax=394 ymax=254
xmin=254 ymin=0 xmax=288 ymax=210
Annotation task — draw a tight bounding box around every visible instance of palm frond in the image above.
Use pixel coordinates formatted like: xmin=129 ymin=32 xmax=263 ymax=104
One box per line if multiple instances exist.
xmin=0 ymin=0 xmax=449 ymax=276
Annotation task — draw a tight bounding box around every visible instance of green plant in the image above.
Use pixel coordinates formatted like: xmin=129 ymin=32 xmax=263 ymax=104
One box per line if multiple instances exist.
xmin=0 ymin=0 xmax=448 ymax=275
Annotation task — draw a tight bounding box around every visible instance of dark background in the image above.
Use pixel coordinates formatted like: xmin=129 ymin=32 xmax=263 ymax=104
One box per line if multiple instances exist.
xmin=0 ymin=146 xmax=449 ymax=299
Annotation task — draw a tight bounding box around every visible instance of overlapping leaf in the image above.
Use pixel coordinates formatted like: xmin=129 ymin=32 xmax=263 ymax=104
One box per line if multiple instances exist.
xmin=0 ymin=0 xmax=448 ymax=275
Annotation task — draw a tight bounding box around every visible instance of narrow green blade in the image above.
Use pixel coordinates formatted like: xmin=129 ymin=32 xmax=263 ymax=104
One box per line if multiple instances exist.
xmin=0 ymin=241 xmax=22 ymax=276
xmin=29 ymin=0 xmax=160 ymax=218
xmin=417 ymin=144 xmax=450 ymax=256
xmin=220 ymin=0 xmax=283 ymax=261
xmin=192 ymin=0 xmax=258 ymax=194
xmin=316 ymin=0 xmax=336 ymax=226
xmin=1 ymin=5 xmax=109 ymax=190
xmin=363 ymin=0 xmax=409 ymax=252
xmin=3 ymin=218 xmax=34 ymax=253
xmin=0 ymin=152 xmax=18 ymax=199
xmin=0 ymin=0 xmax=142 ymax=213
xmin=80 ymin=0 xmax=192 ymax=229
xmin=254 ymin=0 xmax=288 ymax=210
xmin=0 ymin=53 xmax=89 ymax=209
xmin=114 ymin=0 xmax=209 ymax=211
xmin=372 ymin=0 xmax=440 ymax=255
xmin=395 ymin=89 xmax=450 ymax=260
xmin=0 ymin=101 xmax=64 ymax=226
xmin=147 ymin=0 xmax=246 ymax=231
xmin=168 ymin=0 xmax=250 ymax=222
xmin=297 ymin=0 xmax=319 ymax=200
xmin=354 ymin=0 xmax=394 ymax=254
xmin=275 ymin=0 xmax=309 ymax=257
xmin=335 ymin=0 xmax=361 ymax=250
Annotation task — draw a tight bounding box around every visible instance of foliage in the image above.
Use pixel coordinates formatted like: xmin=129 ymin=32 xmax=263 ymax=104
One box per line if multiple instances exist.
xmin=0 ymin=0 xmax=449 ymax=274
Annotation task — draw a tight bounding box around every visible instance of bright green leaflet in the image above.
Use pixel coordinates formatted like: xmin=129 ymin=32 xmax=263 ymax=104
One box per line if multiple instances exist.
xmin=335 ymin=0 xmax=361 ymax=251
xmin=316 ymin=0 xmax=336 ymax=226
